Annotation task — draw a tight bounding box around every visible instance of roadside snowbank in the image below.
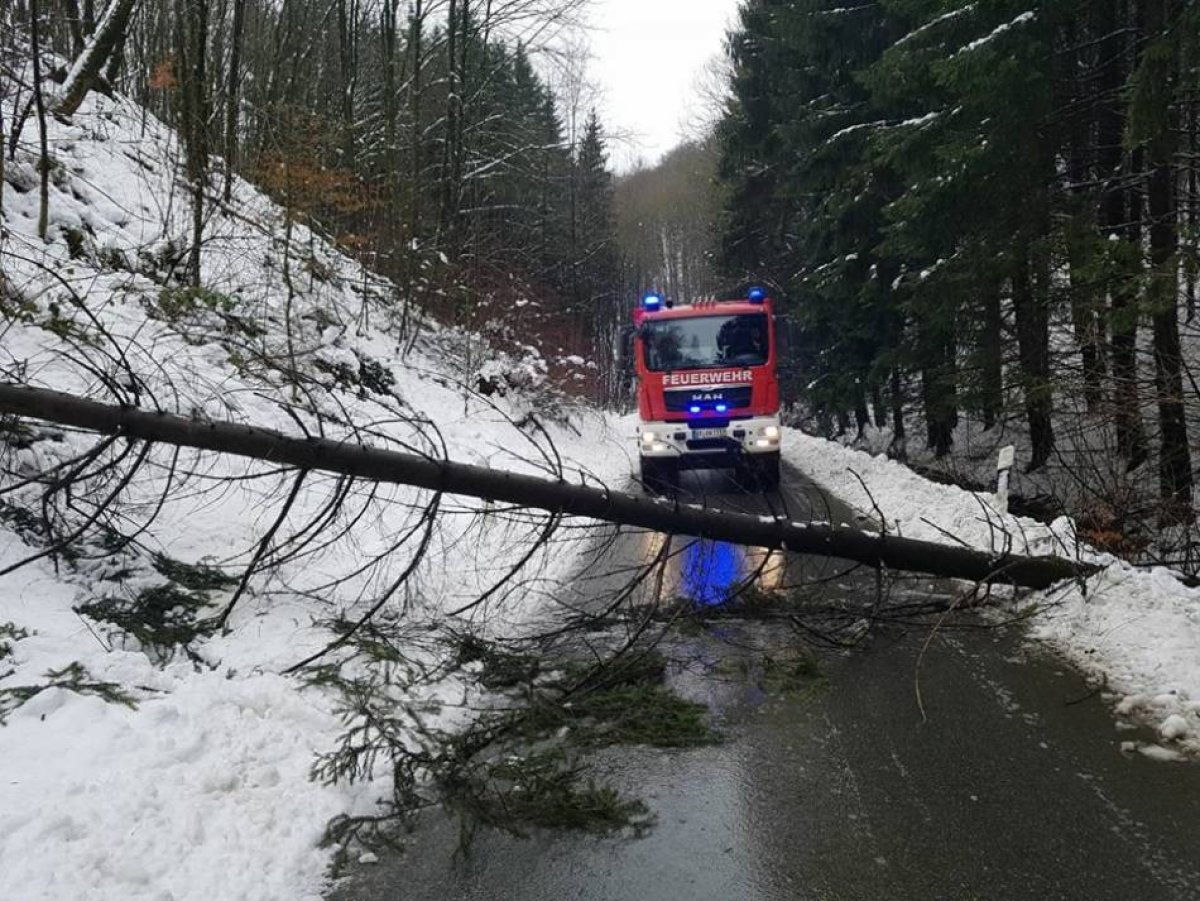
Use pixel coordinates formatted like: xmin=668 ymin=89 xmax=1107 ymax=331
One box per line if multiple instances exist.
xmin=783 ymin=429 xmax=1200 ymax=757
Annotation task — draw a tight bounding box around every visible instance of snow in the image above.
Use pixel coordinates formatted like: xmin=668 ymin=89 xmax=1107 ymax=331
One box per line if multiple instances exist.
xmin=0 ymin=77 xmax=635 ymax=900
xmin=782 ymin=428 xmax=1200 ymax=757
xmin=824 ymin=119 xmax=888 ymax=145
xmin=898 ymin=111 xmax=942 ymax=129
xmin=824 ymin=111 xmax=942 ymax=147
xmin=891 ymin=5 xmax=976 ymax=49
xmin=1 ymin=666 xmax=353 ymax=901
xmin=782 ymin=429 xmax=1074 ymax=555
xmin=953 ymin=11 xmax=1036 ymax=58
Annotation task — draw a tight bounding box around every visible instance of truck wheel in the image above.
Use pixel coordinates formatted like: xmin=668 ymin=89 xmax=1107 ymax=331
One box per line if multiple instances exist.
xmin=640 ymin=458 xmax=677 ymax=495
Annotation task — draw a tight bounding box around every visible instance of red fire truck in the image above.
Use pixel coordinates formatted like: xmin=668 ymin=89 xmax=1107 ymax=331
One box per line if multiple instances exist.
xmin=630 ymin=288 xmax=784 ymax=493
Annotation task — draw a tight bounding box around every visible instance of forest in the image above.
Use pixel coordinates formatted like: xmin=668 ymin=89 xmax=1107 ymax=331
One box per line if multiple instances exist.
xmin=5 ymin=0 xmax=625 ymax=388
xmin=715 ymin=0 xmax=1200 ymax=552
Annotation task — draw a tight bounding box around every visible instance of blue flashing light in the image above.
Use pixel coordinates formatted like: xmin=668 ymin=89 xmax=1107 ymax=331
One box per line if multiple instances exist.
xmin=690 ymin=405 xmax=701 ymax=414
xmin=716 ymin=404 xmax=728 ymax=413
xmin=683 ymin=539 xmax=743 ymax=608
xmin=747 ymin=286 xmax=767 ymax=303
xmin=642 ymin=292 xmax=663 ymax=309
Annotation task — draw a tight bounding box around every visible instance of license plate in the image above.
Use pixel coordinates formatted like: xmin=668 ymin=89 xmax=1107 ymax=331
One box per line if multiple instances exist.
xmin=692 ymin=428 xmax=726 ymax=440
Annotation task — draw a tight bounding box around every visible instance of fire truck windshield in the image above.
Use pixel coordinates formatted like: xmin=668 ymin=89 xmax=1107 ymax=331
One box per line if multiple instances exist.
xmin=641 ymin=313 xmax=768 ymax=372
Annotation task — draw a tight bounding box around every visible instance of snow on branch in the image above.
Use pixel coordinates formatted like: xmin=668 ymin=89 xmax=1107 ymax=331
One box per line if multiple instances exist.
xmin=822 ymin=110 xmax=943 ymax=148
xmin=951 ymin=11 xmax=1036 ymax=59
xmin=891 ymin=4 xmax=977 ymax=50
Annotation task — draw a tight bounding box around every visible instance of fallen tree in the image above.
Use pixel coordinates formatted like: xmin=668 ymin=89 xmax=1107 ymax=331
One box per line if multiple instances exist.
xmin=0 ymin=383 xmax=1098 ymax=590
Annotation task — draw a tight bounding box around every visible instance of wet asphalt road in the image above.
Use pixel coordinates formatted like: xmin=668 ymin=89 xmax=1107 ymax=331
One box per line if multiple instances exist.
xmin=331 ymin=464 xmax=1200 ymax=901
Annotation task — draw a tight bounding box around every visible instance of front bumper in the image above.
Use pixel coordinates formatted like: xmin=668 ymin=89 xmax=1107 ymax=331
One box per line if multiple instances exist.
xmin=638 ymin=416 xmax=782 ymax=463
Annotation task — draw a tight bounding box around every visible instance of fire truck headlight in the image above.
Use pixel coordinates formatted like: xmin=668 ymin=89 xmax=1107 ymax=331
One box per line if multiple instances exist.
xmin=640 ymin=431 xmax=658 ymax=445
xmin=763 ymin=426 xmax=780 ymax=440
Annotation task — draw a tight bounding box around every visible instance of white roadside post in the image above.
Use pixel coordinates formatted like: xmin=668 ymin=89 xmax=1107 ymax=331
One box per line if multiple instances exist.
xmin=995 ymin=445 xmax=1016 ymax=514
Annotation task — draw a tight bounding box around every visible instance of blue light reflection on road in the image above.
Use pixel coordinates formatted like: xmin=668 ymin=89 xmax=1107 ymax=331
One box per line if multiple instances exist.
xmin=682 ymin=539 xmax=744 ymax=607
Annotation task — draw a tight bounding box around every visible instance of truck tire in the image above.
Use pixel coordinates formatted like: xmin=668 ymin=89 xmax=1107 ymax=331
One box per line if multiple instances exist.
xmin=640 ymin=457 xmax=678 ymax=495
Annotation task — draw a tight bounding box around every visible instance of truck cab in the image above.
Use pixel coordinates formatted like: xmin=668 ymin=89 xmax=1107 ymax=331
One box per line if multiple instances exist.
xmin=631 ymin=289 xmax=783 ymax=492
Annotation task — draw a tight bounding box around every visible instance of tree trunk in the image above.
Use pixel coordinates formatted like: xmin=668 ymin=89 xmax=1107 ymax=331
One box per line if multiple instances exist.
xmin=1099 ymin=0 xmax=1148 ymax=469
xmin=854 ymin=383 xmax=870 ymax=442
xmin=408 ymin=0 xmax=424 ymax=237
xmin=979 ymin=280 xmax=1003 ymax=431
xmin=337 ymin=0 xmax=357 ymax=168
xmin=871 ymin=383 xmax=886 ymax=429
xmin=889 ymin=368 xmax=907 ymax=460
xmin=1143 ymin=0 xmax=1192 ymax=519
xmin=439 ymin=0 xmax=459 ymax=239
xmin=177 ymin=0 xmax=210 ymax=287
xmin=1065 ymin=9 xmax=1105 ymax=412
xmin=1066 ymin=222 xmax=1105 ymax=413
xmin=53 ymin=0 xmax=139 ymax=117
xmin=1185 ymin=103 xmax=1197 ymax=323
xmin=919 ymin=321 xmax=956 ymax=458
xmin=31 ymin=0 xmax=51 ymax=240
xmin=1012 ymin=241 xmax=1054 ymax=470
xmin=61 ymin=0 xmax=85 ymax=57
xmin=0 ymin=383 xmax=1096 ymax=590
xmin=222 ymin=0 xmax=246 ymax=203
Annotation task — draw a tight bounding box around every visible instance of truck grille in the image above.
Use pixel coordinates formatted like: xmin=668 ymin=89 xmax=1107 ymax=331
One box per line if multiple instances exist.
xmin=664 ymin=385 xmax=753 ymax=413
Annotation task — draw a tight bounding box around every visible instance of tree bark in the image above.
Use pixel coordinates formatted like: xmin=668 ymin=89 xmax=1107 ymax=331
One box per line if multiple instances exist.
xmin=439 ymin=0 xmax=459 ymax=239
xmin=177 ymin=0 xmax=210 ymax=287
xmin=1143 ymin=0 xmax=1192 ymax=518
xmin=889 ymin=366 xmax=906 ymax=459
xmin=1065 ymin=8 xmax=1106 ymax=412
xmin=919 ymin=320 xmax=956 ymax=458
xmin=222 ymin=0 xmax=246 ymax=203
xmin=31 ymin=0 xmax=51 ymax=240
xmin=870 ymin=383 xmax=886 ymax=429
xmin=337 ymin=0 xmax=357 ymax=168
xmin=1099 ymin=0 xmax=1148 ymax=469
xmin=408 ymin=0 xmax=424 ymax=237
xmin=979 ymin=280 xmax=1003 ymax=431
xmin=1066 ymin=226 xmax=1105 ymax=413
xmin=1012 ymin=240 xmax=1054 ymax=470
xmin=0 ymin=383 xmax=1096 ymax=590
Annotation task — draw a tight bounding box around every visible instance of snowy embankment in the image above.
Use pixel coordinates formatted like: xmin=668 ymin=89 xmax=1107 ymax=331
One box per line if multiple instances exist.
xmin=784 ymin=430 xmax=1200 ymax=758
xmin=0 ymin=86 xmax=633 ymax=899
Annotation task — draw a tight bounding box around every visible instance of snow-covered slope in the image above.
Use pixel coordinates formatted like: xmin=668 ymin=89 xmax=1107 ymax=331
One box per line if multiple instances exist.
xmin=0 ymin=86 xmax=634 ymax=899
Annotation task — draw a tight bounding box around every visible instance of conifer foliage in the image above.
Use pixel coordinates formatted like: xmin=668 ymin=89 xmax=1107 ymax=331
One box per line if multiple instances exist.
xmin=717 ymin=0 xmax=1200 ymax=524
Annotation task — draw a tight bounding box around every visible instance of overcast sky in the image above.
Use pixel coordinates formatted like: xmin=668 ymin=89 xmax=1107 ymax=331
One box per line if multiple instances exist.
xmin=585 ymin=0 xmax=740 ymax=173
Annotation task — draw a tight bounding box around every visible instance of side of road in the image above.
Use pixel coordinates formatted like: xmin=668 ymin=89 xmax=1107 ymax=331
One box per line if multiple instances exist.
xmin=781 ymin=428 xmax=1200 ymax=758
